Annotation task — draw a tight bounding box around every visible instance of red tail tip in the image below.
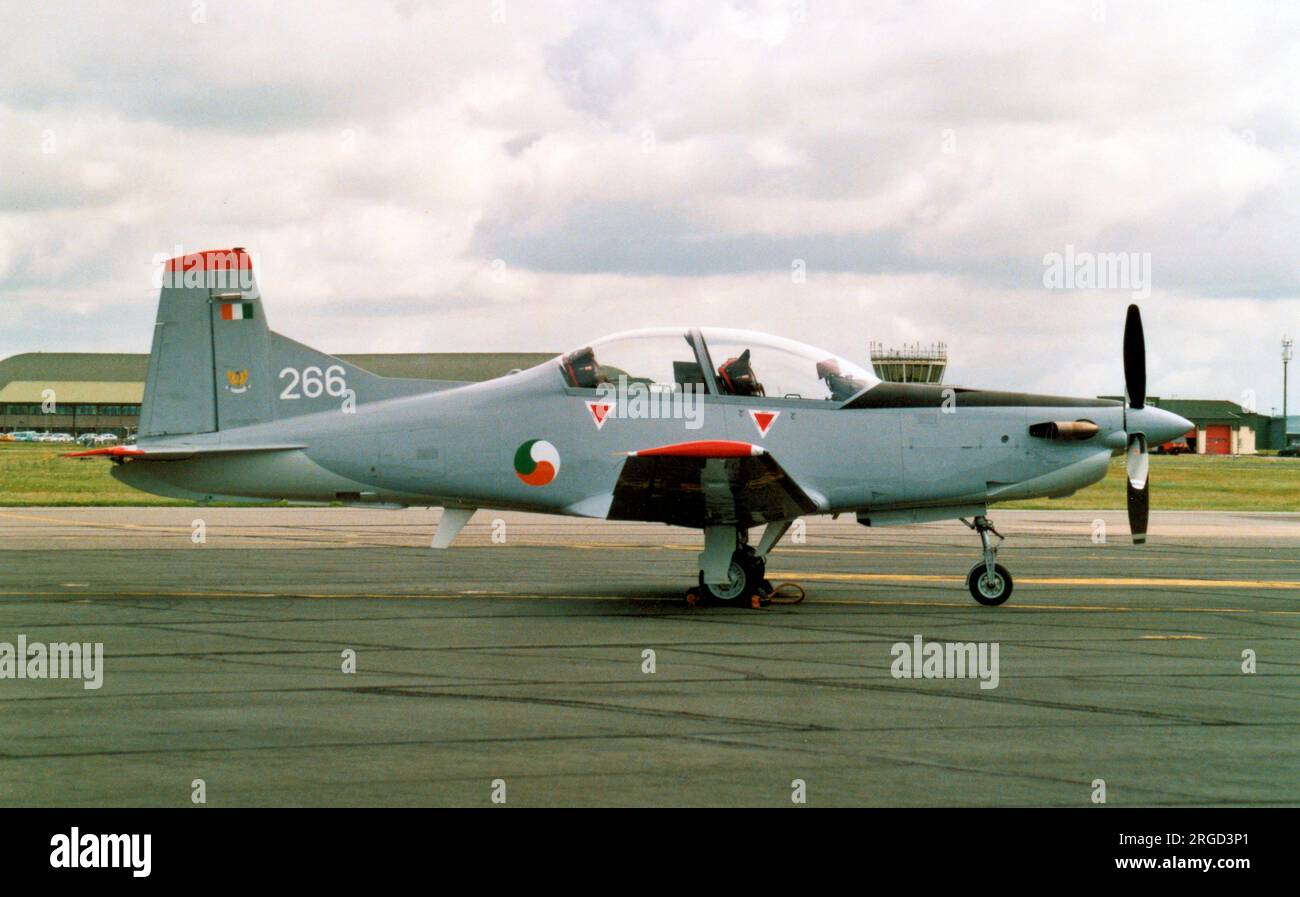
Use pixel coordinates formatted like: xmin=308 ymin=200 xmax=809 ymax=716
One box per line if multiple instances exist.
xmin=163 ymin=248 xmax=252 ymax=272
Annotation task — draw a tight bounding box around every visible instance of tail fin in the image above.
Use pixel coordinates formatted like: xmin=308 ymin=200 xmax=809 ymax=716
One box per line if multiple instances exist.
xmin=140 ymin=248 xmax=265 ymax=436
xmin=140 ymin=248 xmax=450 ymax=438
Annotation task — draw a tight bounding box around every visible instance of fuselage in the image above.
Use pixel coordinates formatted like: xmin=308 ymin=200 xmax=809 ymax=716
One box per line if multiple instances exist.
xmin=114 ymin=356 xmax=1191 ymax=520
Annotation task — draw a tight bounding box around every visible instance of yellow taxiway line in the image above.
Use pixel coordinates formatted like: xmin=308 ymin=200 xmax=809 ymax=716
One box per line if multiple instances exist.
xmin=1 ymin=590 xmax=1298 ymax=617
xmin=769 ymin=571 xmax=1300 ymax=590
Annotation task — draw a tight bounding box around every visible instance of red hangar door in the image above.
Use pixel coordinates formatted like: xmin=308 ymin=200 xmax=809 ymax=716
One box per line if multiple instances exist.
xmin=1204 ymin=424 xmax=1231 ymax=454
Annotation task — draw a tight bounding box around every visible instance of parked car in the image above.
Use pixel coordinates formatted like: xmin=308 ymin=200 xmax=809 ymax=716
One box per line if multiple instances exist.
xmin=10 ymin=431 xmax=39 ymax=443
xmin=1153 ymin=437 xmax=1191 ymax=455
xmin=1279 ymin=444 xmax=1299 ymax=458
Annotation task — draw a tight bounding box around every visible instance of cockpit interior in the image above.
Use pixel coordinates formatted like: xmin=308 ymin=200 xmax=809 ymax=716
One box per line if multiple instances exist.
xmin=558 ymin=327 xmax=876 ymax=403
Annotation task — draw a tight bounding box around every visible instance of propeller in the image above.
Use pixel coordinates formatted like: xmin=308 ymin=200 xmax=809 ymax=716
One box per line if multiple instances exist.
xmin=1125 ymin=433 xmax=1149 ymax=544
xmin=1123 ymin=304 xmax=1149 ymax=544
xmin=1123 ymin=304 xmax=1146 ymax=412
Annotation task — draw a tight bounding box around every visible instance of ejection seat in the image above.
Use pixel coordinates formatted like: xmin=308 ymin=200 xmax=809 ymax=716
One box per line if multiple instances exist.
xmin=817 ymin=358 xmax=863 ymax=402
xmin=561 ymin=347 xmax=603 ymax=388
xmin=716 ymin=349 xmax=765 ymax=396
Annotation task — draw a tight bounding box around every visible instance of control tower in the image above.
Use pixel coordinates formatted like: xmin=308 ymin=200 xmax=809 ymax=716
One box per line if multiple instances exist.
xmin=868 ymin=341 xmax=948 ymax=384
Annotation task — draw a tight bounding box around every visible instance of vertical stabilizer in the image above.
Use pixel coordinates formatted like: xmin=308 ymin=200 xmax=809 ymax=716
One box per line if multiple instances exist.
xmin=140 ymin=248 xmax=271 ymax=436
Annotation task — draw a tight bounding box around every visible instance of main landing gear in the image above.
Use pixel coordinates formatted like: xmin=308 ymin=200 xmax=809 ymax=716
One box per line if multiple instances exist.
xmin=962 ymin=515 xmax=1013 ymax=606
xmin=693 ymin=522 xmax=788 ymax=604
xmin=696 ymin=545 xmax=770 ymax=602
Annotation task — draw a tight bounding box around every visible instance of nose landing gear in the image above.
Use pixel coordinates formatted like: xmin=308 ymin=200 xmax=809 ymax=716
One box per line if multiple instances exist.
xmin=962 ymin=516 xmax=1013 ymax=606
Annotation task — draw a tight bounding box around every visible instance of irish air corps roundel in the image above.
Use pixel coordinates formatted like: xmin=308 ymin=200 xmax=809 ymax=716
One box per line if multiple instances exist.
xmin=514 ymin=439 xmax=560 ymax=486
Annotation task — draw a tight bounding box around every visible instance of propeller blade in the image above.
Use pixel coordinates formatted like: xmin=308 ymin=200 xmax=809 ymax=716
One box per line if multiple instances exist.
xmin=1123 ymin=304 xmax=1146 ymax=411
xmin=1126 ymin=434 xmax=1149 ymax=544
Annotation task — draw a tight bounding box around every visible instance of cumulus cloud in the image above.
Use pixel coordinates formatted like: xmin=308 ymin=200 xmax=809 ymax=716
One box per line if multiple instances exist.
xmin=0 ymin=0 xmax=1297 ymax=410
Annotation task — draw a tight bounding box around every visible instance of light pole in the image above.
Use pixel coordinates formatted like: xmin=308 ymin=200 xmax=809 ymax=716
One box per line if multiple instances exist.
xmin=1284 ymin=335 xmax=1294 ymax=446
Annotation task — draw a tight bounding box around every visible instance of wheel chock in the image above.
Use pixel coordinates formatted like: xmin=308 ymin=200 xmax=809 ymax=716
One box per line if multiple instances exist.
xmin=684 ymin=585 xmax=802 ymax=609
xmin=759 ymin=583 xmax=807 ymax=606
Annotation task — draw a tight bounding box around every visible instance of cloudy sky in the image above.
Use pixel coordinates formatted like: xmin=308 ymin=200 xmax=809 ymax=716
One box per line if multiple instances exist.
xmin=2 ymin=0 xmax=1298 ymax=410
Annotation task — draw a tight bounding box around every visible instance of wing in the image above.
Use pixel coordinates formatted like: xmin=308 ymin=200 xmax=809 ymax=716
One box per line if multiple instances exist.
xmin=606 ymin=440 xmax=821 ymax=528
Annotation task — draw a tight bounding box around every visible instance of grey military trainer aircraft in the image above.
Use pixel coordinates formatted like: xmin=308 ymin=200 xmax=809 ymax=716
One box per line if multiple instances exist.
xmin=71 ymin=248 xmax=1191 ymax=606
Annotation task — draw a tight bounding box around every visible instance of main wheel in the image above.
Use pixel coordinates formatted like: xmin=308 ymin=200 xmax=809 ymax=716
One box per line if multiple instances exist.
xmin=967 ymin=563 xmax=1013 ymax=606
xmin=699 ymin=551 xmax=765 ymax=602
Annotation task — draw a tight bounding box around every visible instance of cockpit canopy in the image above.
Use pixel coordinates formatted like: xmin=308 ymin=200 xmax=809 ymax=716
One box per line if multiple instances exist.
xmin=558 ymin=327 xmax=878 ymax=402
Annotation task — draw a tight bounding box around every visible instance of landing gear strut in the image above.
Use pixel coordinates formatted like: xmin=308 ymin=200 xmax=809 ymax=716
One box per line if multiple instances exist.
xmin=961 ymin=516 xmax=1013 ymax=606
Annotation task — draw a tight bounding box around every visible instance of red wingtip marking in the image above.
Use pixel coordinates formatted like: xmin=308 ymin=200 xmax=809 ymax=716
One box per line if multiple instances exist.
xmin=164 ymin=248 xmax=253 ymax=271
xmin=64 ymin=447 xmax=146 ymax=458
xmin=628 ymin=440 xmax=763 ymax=458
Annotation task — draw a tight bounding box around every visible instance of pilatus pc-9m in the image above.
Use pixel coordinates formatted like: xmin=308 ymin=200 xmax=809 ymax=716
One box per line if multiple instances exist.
xmin=72 ymin=248 xmax=1191 ymax=606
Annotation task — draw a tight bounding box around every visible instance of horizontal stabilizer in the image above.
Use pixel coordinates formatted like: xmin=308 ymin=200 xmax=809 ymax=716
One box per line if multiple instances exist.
xmin=65 ymin=444 xmax=305 ymax=462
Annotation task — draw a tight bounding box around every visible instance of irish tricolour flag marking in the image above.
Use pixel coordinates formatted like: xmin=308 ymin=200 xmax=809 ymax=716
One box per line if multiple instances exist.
xmin=220 ymin=302 xmax=254 ymax=321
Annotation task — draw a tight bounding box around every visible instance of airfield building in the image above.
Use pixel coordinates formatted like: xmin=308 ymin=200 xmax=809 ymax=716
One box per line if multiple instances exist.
xmin=869 ymin=342 xmax=948 ymax=384
xmin=1101 ymin=396 xmax=1294 ymax=453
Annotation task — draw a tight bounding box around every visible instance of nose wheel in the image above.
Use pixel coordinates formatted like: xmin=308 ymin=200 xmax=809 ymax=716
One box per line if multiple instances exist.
xmin=962 ymin=516 xmax=1013 ymax=606
xmin=967 ymin=562 xmax=1013 ymax=605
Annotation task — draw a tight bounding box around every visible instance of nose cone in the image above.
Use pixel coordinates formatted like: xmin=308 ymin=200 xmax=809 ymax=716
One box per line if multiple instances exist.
xmin=1138 ymin=406 xmax=1193 ymax=445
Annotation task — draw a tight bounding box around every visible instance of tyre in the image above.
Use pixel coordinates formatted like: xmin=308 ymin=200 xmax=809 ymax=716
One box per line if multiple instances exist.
xmin=967 ymin=562 xmax=1013 ymax=606
xmin=699 ymin=551 xmax=764 ymax=602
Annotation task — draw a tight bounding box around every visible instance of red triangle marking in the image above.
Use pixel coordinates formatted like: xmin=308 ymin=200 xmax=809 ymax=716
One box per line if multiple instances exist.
xmin=587 ymin=402 xmax=612 ymax=429
xmin=750 ymin=410 xmax=779 ymax=437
